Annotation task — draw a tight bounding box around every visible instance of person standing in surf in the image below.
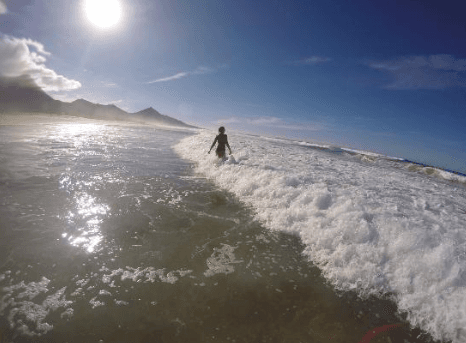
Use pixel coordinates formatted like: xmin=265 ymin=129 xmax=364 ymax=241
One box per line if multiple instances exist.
xmin=208 ymin=126 xmax=232 ymax=159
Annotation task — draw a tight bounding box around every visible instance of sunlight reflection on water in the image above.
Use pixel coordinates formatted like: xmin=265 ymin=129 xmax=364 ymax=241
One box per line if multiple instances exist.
xmin=64 ymin=193 xmax=109 ymax=253
xmin=53 ymin=123 xmax=115 ymax=253
xmin=53 ymin=123 xmax=103 ymax=138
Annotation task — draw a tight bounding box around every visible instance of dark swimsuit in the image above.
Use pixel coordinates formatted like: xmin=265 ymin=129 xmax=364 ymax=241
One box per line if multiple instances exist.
xmin=215 ymin=133 xmax=228 ymax=158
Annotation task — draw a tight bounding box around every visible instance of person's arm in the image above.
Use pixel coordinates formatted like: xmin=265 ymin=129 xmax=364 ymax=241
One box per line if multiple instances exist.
xmin=208 ymin=137 xmax=218 ymax=154
xmin=225 ymin=135 xmax=231 ymax=155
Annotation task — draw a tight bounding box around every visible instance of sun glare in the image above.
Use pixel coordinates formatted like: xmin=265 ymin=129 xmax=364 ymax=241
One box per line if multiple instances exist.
xmin=84 ymin=0 xmax=122 ymax=29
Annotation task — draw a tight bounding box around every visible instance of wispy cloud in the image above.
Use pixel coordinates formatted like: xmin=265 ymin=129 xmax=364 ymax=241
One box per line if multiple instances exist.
xmin=147 ymin=66 xmax=218 ymax=84
xmin=148 ymin=72 xmax=188 ymax=83
xmin=108 ymin=99 xmax=123 ymax=104
xmin=218 ymin=116 xmax=325 ymax=131
xmin=0 ymin=34 xmax=81 ymax=91
xmin=288 ymin=56 xmax=331 ymax=66
xmin=220 ymin=116 xmax=281 ymax=125
xmin=0 ymin=1 xmax=7 ymax=15
xmin=368 ymin=54 xmax=466 ymax=89
xmin=101 ymin=81 xmax=118 ymax=87
xmin=50 ymin=92 xmax=81 ymax=103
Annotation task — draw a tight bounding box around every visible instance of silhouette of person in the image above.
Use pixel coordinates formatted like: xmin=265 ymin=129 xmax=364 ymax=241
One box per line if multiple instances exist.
xmin=208 ymin=126 xmax=232 ymax=159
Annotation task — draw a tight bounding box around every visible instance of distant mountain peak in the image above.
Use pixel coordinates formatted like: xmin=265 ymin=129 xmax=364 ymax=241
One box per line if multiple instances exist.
xmin=130 ymin=107 xmax=196 ymax=128
xmin=0 ymin=75 xmax=60 ymax=113
xmin=136 ymin=107 xmax=162 ymax=115
xmin=143 ymin=106 xmax=157 ymax=111
xmin=72 ymin=98 xmax=92 ymax=104
xmin=0 ymin=81 xmax=195 ymax=128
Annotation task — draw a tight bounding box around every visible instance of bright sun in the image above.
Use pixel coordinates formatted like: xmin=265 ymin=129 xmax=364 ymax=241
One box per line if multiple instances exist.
xmin=84 ymin=0 xmax=122 ymax=29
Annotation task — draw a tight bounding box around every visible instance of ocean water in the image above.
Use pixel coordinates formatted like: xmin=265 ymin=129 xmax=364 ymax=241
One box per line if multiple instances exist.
xmin=0 ymin=119 xmax=464 ymax=343
xmin=175 ymin=131 xmax=466 ymax=343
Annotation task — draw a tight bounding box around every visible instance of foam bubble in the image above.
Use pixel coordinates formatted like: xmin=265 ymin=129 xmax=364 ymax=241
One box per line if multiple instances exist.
xmin=174 ymin=130 xmax=466 ymax=343
xmin=204 ymin=244 xmax=244 ymax=277
xmin=0 ymin=279 xmax=72 ymax=337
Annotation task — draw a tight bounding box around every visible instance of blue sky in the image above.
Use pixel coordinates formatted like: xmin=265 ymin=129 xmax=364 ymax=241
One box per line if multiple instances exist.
xmin=1 ymin=0 xmax=465 ymax=173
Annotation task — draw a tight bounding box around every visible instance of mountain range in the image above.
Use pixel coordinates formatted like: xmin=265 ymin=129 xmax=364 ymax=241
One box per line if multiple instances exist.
xmin=0 ymin=75 xmax=196 ymax=128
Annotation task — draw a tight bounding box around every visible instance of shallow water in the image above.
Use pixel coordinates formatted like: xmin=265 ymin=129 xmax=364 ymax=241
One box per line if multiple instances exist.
xmin=0 ymin=118 xmax=454 ymax=342
xmin=175 ymin=130 xmax=466 ymax=343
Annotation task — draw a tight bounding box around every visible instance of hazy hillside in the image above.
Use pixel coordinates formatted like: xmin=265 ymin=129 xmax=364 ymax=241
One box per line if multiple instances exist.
xmin=131 ymin=107 xmax=196 ymax=128
xmin=0 ymin=75 xmax=61 ymax=113
xmin=0 ymin=76 xmax=196 ymax=128
xmin=62 ymin=99 xmax=129 ymax=120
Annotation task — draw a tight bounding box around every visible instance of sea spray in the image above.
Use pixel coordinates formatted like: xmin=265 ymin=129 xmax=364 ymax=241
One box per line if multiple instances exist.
xmin=174 ymin=129 xmax=466 ymax=343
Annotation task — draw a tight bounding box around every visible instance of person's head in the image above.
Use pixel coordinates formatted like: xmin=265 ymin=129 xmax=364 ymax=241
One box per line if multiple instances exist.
xmin=218 ymin=126 xmax=225 ymax=133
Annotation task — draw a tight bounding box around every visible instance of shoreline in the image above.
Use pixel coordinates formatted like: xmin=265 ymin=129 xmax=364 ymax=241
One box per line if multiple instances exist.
xmin=0 ymin=112 xmax=104 ymax=126
xmin=0 ymin=112 xmax=200 ymax=134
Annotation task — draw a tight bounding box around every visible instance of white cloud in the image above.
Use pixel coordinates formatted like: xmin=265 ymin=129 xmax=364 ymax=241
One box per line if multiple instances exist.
xmin=428 ymin=54 xmax=466 ymax=71
xmin=289 ymin=56 xmax=331 ymax=66
xmin=369 ymin=54 xmax=466 ymax=89
xmin=303 ymin=56 xmax=331 ymax=64
xmin=101 ymin=81 xmax=118 ymax=87
xmin=218 ymin=116 xmax=280 ymax=125
xmin=148 ymin=72 xmax=188 ymax=83
xmin=192 ymin=66 xmax=215 ymax=74
xmin=50 ymin=92 xmax=80 ymax=103
xmin=217 ymin=116 xmax=324 ymax=131
xmin=218 ymin=117 xmax=240 ymax=124
xmin=0 ymin=1 xmax=7 ymax=14
xmin=147 ymin=65 xmax=219 ymax=83
xmin=246 ymin=116 xmax=282 ymax=125
xmin=0 ymin=35 xmax=81 ymax=91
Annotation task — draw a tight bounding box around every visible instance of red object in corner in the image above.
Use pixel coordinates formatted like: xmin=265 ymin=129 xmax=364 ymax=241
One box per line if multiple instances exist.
xmin=358 ymin=324 xmax=402 ymax=343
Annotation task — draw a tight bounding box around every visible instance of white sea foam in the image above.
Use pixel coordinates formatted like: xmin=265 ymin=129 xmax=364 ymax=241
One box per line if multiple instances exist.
xmin=102 ymin=267 xmax=193 ymax=284
xmin=340 ymin=147 xmax=405 ymax=161
xmin=298 ymin=141 xmax=332 ymax=149
xmin=0 ymin=277 xmax=72 ymax=336
xmin=204 ymin=243 xmax=244 ymax=277
xmin=404 ymin=162 xmax=466 ymax=184
xmin=174 ymin=130 xmax=466 ymax=343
